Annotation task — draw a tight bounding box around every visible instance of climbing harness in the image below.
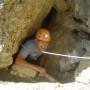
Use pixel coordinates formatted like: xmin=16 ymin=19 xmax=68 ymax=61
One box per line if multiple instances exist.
xmin=42 ymin=51 xmax=90 ymax=59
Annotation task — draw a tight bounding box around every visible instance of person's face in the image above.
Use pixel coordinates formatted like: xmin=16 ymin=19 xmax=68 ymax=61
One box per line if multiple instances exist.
xmin=37 ymin=40 xmax=49 ymax=51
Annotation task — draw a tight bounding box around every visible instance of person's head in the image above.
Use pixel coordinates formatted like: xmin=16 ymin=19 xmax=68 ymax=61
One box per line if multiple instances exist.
xmin=36 ymin=28 xmax=51 ymax=51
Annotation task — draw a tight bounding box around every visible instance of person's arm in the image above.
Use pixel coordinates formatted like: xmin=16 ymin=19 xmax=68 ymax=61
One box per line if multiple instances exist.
xmin=15 ymin=53 xmax=46 ymax=76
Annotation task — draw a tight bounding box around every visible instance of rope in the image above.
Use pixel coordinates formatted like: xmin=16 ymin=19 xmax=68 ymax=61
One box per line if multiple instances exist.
xmin=21 ymin=43 xmax=90 ymax=60
xmin=42 ymin=51 xmax=90 ymax=59
xmin=45 ymin=73 xmax=58 ymax=82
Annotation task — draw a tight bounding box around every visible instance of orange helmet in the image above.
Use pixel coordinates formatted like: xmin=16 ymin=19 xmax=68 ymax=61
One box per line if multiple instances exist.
xmin=36 ymin=28 xmax=51 ymax=42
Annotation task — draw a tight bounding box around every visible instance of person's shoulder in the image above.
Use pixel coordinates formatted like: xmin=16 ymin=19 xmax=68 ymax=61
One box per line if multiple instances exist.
xmin=29 ymin=39 xmax=36 ymax=44
xmin=25 ymin=39 xmax=36 ymax=45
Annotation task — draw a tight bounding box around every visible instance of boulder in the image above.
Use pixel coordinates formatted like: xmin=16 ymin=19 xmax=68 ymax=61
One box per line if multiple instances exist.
xmin=11 ymin=64 xmax=37 ymax=79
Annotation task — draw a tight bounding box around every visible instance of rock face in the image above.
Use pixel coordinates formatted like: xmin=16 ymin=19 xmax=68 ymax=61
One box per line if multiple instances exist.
xmin=45 ymin=0 xmax=90 ymax=82
xmin=0 ymin=0 xmax=90 ymax=82
xmin=0 ymin=0 xmax=54 ymax=68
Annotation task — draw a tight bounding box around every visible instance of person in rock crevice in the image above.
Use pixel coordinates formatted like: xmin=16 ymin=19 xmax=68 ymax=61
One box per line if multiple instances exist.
xmin=15 ymin=28 xmax=51 ymax=76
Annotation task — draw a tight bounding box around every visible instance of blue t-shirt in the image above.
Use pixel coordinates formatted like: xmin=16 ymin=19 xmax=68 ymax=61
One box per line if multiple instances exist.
xmin=20 ymin=40 xmax=42 ymax=60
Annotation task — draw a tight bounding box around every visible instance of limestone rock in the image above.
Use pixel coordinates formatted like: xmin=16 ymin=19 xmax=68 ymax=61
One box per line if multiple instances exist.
xmin=0 ymin=52 xmax=13 ymax=68
xmin=11 ymin=64 xmax=37 ymax=79
xmin=0 ymin=0 xmax=54 ymax=68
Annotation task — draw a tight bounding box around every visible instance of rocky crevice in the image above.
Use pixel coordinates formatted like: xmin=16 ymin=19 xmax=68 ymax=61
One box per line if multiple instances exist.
xmin=0 ymin=0 xmax=90 ymax=82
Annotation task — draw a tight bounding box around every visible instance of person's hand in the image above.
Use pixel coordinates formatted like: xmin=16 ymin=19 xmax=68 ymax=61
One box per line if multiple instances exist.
xmin=37 ymin=67 xmax=46 ymax=76
xmin=38 ymin=67 xmax=46 ymax=76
